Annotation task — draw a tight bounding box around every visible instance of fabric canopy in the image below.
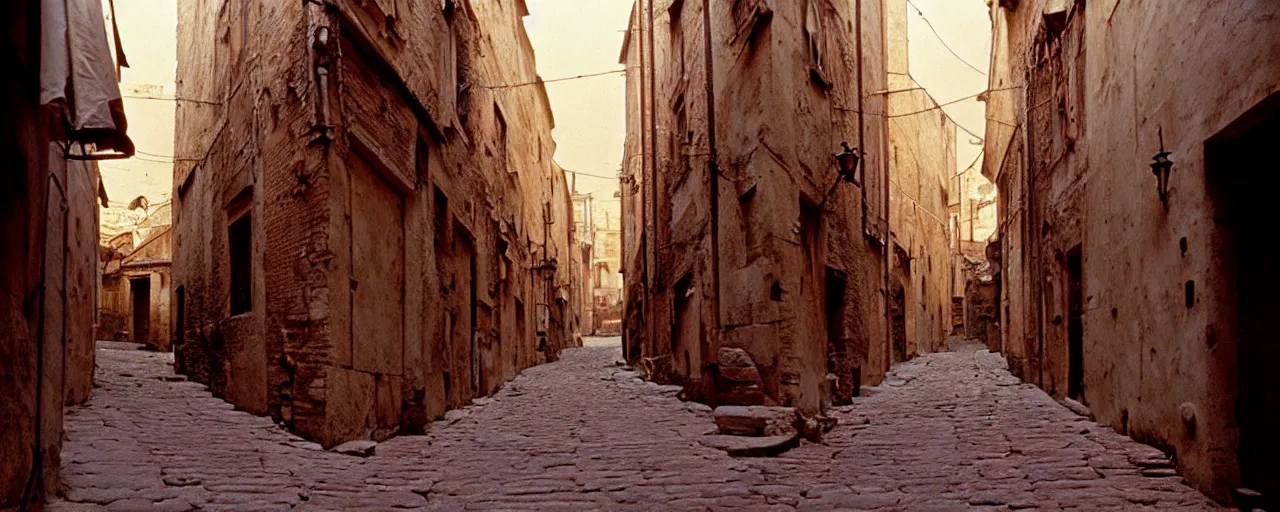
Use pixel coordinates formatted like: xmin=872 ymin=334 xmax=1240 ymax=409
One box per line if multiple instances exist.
xmin=40 ymin=0 xmax=134 ymax=159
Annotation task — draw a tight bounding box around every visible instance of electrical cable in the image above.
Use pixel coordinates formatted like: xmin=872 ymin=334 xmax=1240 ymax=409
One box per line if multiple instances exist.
xmin=563 ymin=167 xmax=622 ymax=180
xmin=905 ymin=0 xmax=988 ymax=76
xmin=477 ymin=69 xmax=626 ymax=90
xmin=122 ymin=94 xmax=223 ymax=106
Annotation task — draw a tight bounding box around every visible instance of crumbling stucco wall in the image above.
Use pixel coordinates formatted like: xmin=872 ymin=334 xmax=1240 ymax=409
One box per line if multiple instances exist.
xmin=1 ymin=5 xmax=102 ymax=504
xmin=100 ymin=228 xmax=172 ymax=351
xmin=174 ymin=0 xmax=580 ymax=449
xmin=984 ymin=0 xmax=1280 ymax=501
xmin=622 ymin=0 xmax=892 ymax=416
xmin=884 ymin=0 xmax=954 ymax=358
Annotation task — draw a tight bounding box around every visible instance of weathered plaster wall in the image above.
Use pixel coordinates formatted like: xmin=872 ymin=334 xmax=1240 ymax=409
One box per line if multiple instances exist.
xmin=885 ymin=0 xmax=954 ymax=358
xmin=622 ymin=0 xmax=892 ymax=416
xmin=100 ymin=229 xmax=173 ymax=350
xmin=174 ymin=0 xmax=580 ymax=448
xmin=985 ymin=0 xmax=1280 ymax=501
xmin=1080 ymin=0 xmax=1279 ymax=501
xmin=1 ymin=5 xmax=101 ymax=504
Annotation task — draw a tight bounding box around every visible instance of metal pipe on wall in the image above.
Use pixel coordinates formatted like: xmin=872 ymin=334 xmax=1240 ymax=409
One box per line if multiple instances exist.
xmin=703 ymin=0 xmax=721 ymax=332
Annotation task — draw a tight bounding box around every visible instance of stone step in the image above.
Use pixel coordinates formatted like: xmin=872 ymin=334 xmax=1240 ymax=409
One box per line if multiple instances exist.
xmin=698 ymin=433 xmax=799 ymax=457
xmin=713 ymin=406 xmax=799 ymax=437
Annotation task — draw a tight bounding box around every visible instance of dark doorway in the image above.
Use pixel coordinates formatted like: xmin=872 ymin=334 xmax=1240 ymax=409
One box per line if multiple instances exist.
xmin=131 ymin=277 xmax=152 ymax=348
xmin=825 ymin=267 xmax=848 ymax=397
xmin=672 ymin=273 xmax=698 ymax=380
xmin=891 ymin=285 xmax=907 ymax=363
xmin=1066 ymin=244 xmax=1084 ymax=402
xmin=1209 ymin=93 xmax=1280 ymax=505
xmin=175 ymin=285 xmax=185 ymax=351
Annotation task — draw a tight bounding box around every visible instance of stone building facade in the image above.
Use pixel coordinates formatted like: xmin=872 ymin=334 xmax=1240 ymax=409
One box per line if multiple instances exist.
xmin=100 ymin=225 xmax=173 ymax=351
xmin=173 ymin=0 xmax=581 ymax=448
xmin=884 ymin=0 xmax=955 ymax=361
xmin=2 ymin=3 xmax=121 ymax=507
xmin=983 ymin=0 xmax=1280 ymax=503
xmin=621 ymin=0 xmax=901 ymax=415
xmin=573 ymin=192 xmax=624 ymax=335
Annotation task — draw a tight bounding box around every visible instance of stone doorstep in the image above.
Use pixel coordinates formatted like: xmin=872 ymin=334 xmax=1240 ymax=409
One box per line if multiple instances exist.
xmin=331 ymin=440 xmax=377 ymax=457
xmin=713 ymin=406 xmax=800 ymax=437
xmin=699 ymin=433 xmax=800 ymax=457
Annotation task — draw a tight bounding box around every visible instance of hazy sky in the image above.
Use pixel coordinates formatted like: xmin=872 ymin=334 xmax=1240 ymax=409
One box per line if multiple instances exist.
xmin=901 ymin=0 xmax=992 ymax=183
xmin=524 ymin=0 xmax=634 ymax=202
xmin=107 ymin=0 xmax=990 ymax=213
xmin=105 ymin=0 xmax=178 ymax=209
xmin=523 ymin=0 xmax=993 ymax=201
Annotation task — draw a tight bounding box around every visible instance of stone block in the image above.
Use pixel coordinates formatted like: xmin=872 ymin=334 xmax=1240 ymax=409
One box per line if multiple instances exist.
xmin=718 ymin=365 xmax=761 ymax=384
xmin=718 ymin=347 xmax=756 ymax=368
xmin=699 ymin=433 xmax=799 ymax=457
xmin=331 ymin=439 xmax=377 ymax=457
xmin=713 ymin=406 xmax=799 ymax=437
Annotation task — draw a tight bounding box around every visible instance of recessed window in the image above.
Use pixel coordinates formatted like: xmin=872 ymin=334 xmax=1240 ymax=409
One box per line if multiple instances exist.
xmin=228 ymin=213 xmax=252 ymax=316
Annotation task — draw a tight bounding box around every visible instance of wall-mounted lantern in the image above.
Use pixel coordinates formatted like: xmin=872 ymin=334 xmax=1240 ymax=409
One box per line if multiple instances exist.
xmin=836 ymin=141 xmax=862 ymax=184
xmin=1151 ymin=127 xmax=1173 ymax=209
xmin=822 ymin=142 xmax=862 ymax=207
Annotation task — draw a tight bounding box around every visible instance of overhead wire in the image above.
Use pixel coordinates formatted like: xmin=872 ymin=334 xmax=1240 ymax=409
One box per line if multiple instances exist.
xmin=905 ymin=0 xmax=988 ymax=76
xmin=122 ymin=94 xmax=222 ymax=106
xmin=476 ymin=69 xmax=626 ymax=90
xmin=562 ymin=168 xmax=622 ymax=180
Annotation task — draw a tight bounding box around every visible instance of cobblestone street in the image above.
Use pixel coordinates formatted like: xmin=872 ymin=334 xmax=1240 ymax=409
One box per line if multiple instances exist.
xmin=52 ymin=339 xmax=1219 ymax=511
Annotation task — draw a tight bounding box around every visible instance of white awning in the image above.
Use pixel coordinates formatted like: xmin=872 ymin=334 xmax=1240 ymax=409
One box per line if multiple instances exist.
xmin=40 ymin=0 xmax=134 ymax=160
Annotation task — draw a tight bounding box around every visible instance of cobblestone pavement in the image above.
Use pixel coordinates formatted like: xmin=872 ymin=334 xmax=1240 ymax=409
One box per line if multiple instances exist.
xmin=52 ymin=339 xmax=1220 ymax=511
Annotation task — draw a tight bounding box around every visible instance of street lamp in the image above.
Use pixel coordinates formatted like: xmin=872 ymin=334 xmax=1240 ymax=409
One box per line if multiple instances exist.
xmin=822 ymin=142 xmax=862 ymax=207
xmin=1151 ymin=127 xmax=1173 ymax=210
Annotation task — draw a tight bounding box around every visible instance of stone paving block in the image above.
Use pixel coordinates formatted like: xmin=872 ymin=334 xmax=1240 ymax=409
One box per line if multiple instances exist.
xmin=50 ymin=341 xmax=1223 ymax=511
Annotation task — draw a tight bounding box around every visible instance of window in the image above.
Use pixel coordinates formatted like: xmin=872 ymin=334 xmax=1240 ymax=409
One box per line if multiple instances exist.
xmin=670 ymin=0 xmax=686 ymax=81
xmin=442 ymin=8 xmax=460 ymax=120
xmin=673 ymin=95 xmax=689 ymax=174
xmin=803 ymin=0 xmax=824 ymax=70
xmin=434 ymin=185 xmax=449 ymax=244
xmin=228 ymin=212 xmax=252 ymax=315
xmin=494 ymin=104 xmax=509 ymax=172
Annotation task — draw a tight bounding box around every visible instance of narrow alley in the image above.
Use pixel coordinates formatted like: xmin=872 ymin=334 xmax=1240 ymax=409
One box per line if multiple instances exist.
xmin=53 ymin=340 xmax=1215 ymax=511
xmin=4 ymin=0 xmax=1277 ymax=509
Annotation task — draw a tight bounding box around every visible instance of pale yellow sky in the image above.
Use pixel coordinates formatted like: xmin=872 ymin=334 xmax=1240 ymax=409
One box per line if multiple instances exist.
xmin=105 ymin=0 xmax=177 ymax=210
xmin=105 ymin=0 xmax=989 ymax=214
xmin=524 ymin=0 xmax=633 ymax=202
xmin=902 ymin=0 xmax=991 ymax=185
xmin=523 ymin=0 xmax=992 ymax=202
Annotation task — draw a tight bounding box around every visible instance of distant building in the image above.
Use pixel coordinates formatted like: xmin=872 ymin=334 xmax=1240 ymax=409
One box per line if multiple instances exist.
xmin=573 ymin=192 xmax=624 ymax=335
xmin=99 ymin=211 xmax=173 ymax=351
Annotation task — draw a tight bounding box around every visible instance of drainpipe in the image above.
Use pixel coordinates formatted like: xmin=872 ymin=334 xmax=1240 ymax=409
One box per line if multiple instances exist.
xmin=1026 ymin=68 xmax=1043 ymax=389
xmin=646 ymin=0 xmax=661 ymax=361
xmin=855 ymin=0 xmax=866 ymax=235
xmin=702 ymin=0 xmax=722 ymax=401
xmin=703 ymin=0 xmax=721 ymax=333
xmin=635 ymin=0 xmax=652 ymax=368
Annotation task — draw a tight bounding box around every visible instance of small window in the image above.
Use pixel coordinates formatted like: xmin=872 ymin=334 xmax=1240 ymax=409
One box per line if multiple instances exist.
xmin=434 ymin=186 xmax=450 ymax=244
xmin=803 ymin=0 xmax=823 ymax=70
xmin=670 ymin=0 xmax=686 ymax=80
xmin=494 ymin=104 xmax=509 ymax=172
xmin=673 ymin=96 xmax=689 ymax=173
xmin=228 ymin=213 xmax=252 ymax=316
